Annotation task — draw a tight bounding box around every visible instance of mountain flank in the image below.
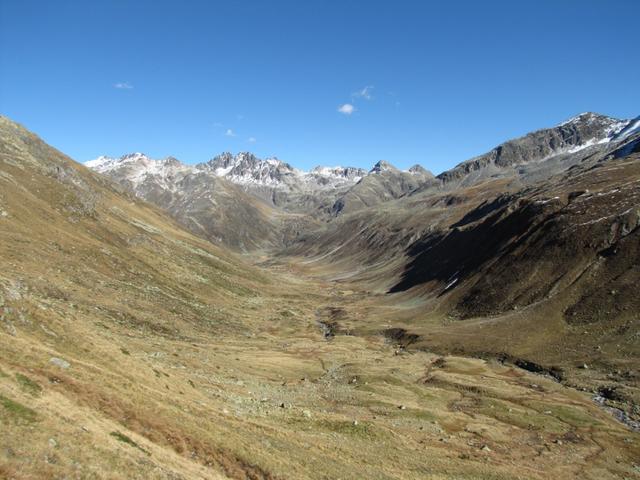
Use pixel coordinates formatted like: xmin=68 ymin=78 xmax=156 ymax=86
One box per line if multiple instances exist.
xmin=1 ymin=114 xmax=639 ymax=479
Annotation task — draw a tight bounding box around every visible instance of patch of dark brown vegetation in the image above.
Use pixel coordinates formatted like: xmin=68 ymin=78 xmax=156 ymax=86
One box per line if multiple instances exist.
xmin=496 ymin=353 xmax=564 ymax=382
xmin=315 ymin=306 xmax=349 ymax=339
xmin=382 ymin=327 xmax=420 ymax=347
xmin=597 ymin=385 xmax=625 ymax=402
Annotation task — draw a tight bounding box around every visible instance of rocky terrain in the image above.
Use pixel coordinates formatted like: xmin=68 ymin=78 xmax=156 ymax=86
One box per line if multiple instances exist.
xmin=1 ymin=113 xmax=639 ymax=479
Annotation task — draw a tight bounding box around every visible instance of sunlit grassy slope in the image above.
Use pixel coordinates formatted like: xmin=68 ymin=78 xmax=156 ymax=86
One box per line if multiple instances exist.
xmin=1 ymin=116 xmax=638 ymax=479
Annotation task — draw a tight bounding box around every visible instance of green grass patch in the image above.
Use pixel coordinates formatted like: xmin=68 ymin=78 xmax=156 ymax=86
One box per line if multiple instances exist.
xmin=404 ymin=408 xmax=437 ymax=422
xmin=315 ymin=419 xmax=379 ymax=438
xmin=317 ymin=420 xmax=374 ymax=437
xmin=284 ymin=416 xmax=384 ymax=439
xmin=369 ymin=374 xmax=406 ymax=387
xmin=477 ymin=398 xmax=570 ymax=434
xmin=353 ymin=397 xmax=394 ymax=410
xmin=402 ymin=383 xmax=451 ymax=403
xmin=15 ymin=373 xmax=42 ymax=396
xmin=0 ymin=394 xmax=38 ymax=424
xmin=110 ymin=431 xmax=150 ymax=455
xmin=525 ymin=401 xmax=602 ymax=428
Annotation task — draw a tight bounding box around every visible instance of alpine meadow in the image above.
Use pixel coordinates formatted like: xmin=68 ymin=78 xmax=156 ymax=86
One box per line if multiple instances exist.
xmin=1 ymin=1 xmax=639 ymax=479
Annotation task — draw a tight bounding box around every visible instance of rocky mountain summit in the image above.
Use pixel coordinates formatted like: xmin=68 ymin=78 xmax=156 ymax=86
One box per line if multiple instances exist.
xmin=437 ymin=112 xmax=636 ymax=186
xmin=199 ymin=152 xmax=369 ymax=191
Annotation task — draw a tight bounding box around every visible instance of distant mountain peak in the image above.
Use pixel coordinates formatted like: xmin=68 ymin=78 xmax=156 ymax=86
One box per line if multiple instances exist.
xmin=556 ymin=111 xmax=623 ymax=128
xmin=610 ymin=115 xmax=640 ymax=142
xmin=370 ymin=160 xmax=398 ymax=173
xmin=437 ymin=111 xmax=636 ymax=185
xmin=407 ymin=164 xmax=433 ymax=177
xmin=84 ymin=152 xmax=151 ymax=173
xmin=121 ymin=152 xmax=148 ymax=159
xmin=310 ymin=165 xmax=367 ymax=179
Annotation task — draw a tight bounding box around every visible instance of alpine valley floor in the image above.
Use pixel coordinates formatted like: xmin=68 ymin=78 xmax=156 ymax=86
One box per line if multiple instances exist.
xmin=2 ymin=257 xmax=639 ymax=480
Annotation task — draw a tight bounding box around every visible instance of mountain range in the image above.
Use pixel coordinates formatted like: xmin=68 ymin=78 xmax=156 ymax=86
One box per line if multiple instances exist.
xmin=85 ymin=112 xmax=639 ymax=250
xmin=1 ymin=112 xmax=639 ymax=479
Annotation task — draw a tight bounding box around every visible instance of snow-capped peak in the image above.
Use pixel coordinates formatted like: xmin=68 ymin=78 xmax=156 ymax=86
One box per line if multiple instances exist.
xmin=84 ymin=153 xmax=191 ymax=188
xmin=556 ymin=112 xmax=628 ymax=135
xmin=84 ymin=155 xmax=113 ymax=169
xmin=195 ymin=152 xmax=373 ymax=189
xmin=310 ymin=165 xmax=366 ymax=178
xmin=557 ymin=112 xmax=601 ymax=127
xmin=551 ymin=112 xmax=635 ymax=155
xmin=84 ymin=153 xmax=152 ymax=173
xmin=197 ymin=152 xmax=298 ymax=187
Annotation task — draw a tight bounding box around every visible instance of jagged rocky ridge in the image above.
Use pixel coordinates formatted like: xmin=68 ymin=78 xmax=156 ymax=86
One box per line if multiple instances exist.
xmin=435 ymin=112 xmax=635 ymax=186
xmin=85 ymin=152 xmax=436 ymax=249
xmin=86 ymin=151 xmax=431 ymax=207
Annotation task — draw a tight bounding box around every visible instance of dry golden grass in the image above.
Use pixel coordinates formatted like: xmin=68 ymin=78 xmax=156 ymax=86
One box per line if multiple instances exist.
xmin=1 ymin=116 xmax=639 ymax=479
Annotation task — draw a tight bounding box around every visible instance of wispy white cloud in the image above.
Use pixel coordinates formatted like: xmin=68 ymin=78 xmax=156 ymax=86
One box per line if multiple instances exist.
xmin=247 ymin=137 xmax=257 ymax=143
xmin=337 ymin=103 xmax=355 ymax=115
xmin=236 ymin=114 xmax=245 ymax=121
xmin=114 ymin=82 xmax=133 ymax=89
xmin=225 ymin=129 xmax=236 ymax=137
xmin=212 ymin=122 xmax=224 ymax=128
xmin=352 ymin=85 xmax=374 ymax=101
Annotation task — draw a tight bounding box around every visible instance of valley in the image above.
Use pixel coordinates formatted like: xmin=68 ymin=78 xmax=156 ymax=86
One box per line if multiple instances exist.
xmin=1 ymin=113 xmax=639 ymax=479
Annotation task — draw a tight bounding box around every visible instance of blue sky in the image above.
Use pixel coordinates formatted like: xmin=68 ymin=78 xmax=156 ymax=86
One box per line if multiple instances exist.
xmin=1 ymin=0 xmax=638 ymax=174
